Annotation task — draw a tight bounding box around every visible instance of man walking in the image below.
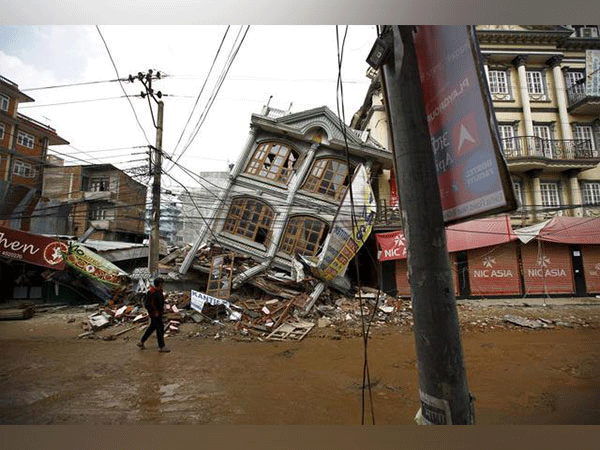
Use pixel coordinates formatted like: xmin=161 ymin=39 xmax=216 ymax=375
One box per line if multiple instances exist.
xmin=137 ymin=277 xmax=170 ymax=352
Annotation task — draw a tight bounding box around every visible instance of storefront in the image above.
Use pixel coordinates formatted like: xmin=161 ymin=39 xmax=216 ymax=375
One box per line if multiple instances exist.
xmin=377 ymin=216 xmax=600 ymax=298
xmin=467 ymin=241 xmax=522 ymax=296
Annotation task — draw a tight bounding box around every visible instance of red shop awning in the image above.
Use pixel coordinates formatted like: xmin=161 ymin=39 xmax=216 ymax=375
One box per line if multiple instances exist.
xmin=514 ymin=217 xmax=600 ymax=245
xmin=376 ymin=215 xmax=517 ymax=261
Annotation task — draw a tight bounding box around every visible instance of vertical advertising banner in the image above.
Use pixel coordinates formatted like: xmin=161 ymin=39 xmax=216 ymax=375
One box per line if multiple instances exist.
xmin=301 ymin=164 xmax=376 ymax=281
xmin=413 ymin=26 xmax=516 ymax=223
xmin=586 ymin=50 xmax=600 ymax=97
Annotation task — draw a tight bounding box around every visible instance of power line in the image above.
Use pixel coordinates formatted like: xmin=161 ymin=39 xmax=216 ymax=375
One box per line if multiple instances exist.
xmin=167 ymin=25 xmax=250 ymax=170
xmin=21 ymin=78 xmax=129 ymax=91
xmin=170 ymin=25 xmax=231 ymax=162
xmin=95 ymin=25 xmax=151 ymax=146
xmin=19 ymin=95 xmax=137 ymax=108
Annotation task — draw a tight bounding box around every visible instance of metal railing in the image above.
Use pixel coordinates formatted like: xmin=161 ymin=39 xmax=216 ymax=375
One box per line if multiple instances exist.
xmin=500 ymin=136 xmax=596 ymax=160
xmin=566 ymin=82 xmax=588 ymax=106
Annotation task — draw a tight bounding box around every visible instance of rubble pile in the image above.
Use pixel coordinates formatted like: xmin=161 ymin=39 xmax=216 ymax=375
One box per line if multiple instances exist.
xmin=57 ymin=245 xmax=600 ymax=342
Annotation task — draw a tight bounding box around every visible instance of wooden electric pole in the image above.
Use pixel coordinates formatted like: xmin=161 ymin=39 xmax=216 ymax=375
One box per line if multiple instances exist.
xmin=379 ymin=26 xmax=474 ymax=424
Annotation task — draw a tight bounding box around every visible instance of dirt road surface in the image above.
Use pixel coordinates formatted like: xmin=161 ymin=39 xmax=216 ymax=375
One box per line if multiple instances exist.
xmin=1 ymin=302 xmax=600 ymax=425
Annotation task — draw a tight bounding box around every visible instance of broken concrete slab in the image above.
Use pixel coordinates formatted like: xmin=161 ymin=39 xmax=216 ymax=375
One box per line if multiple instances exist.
xmin=503 ymin=315 xmax=545 ymax=329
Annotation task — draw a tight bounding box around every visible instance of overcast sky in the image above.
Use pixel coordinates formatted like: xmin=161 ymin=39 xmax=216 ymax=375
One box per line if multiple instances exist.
xmin=0 ymin=25 xmax=378 ymax=191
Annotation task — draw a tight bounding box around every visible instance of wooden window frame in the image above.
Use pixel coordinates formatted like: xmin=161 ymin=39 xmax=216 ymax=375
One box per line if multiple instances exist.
xmin=540 ymin=181 xmax=561 ymax=208
xmin=301 ymin=158 xmax=350 ymax=201
xmin=90 ymin=204 xmax=109 ymax=221
xmin=224 ymin=197 xmax=274 ymax=246
xmin=566 ymin=71 xmax=585 ymax=94
xmin=488 ymin=70 xmax=509 ymax=95
xmin=245 ymin=141 xmax=297 ymax=183
xmin=89 ymin=176 xmax=110 ymax=192
xmin=13 ymin=160 xmax=36 ymax=178
xmin=526 ymin=70 xmax=548 ymax=100
xmin=512 ymin=181 xmax=523 ymax=209
xmin=17 ymin=131 xmax=35 ymax=149
xmin=582 ymin=182 xmax=600 ymax=206
xmin=0 ymin=93 xmax=9 ymax=112
xmin=573 ymin=124 xmax=596 ymax=153
xmin=280 ymin=215 xmax=328 ymax=257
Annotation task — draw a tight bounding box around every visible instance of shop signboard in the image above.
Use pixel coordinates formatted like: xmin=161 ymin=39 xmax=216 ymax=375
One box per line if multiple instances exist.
xmin=0 ymin=225 xmax=66 ymax=270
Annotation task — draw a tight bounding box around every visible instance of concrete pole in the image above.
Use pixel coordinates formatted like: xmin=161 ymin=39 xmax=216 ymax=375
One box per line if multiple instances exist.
xmin=380 ymin=26 xmax=473 ymax=424
xmin=149 ymin=100 xmax=164 ymax=276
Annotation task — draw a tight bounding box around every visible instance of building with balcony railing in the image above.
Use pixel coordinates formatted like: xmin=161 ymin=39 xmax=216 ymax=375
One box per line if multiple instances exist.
xmin=476 ymin=25 xmax=600 ymax=225
xmin=353 ymin=26 xmax=600 ymax=230
xmin=0 ymin=74 xmax=69 ymax=231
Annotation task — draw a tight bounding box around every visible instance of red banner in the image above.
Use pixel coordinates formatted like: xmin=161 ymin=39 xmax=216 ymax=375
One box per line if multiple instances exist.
xmin=0 ymin=225 xmax=67 ymax=270
xmin=468 ymin=242 xmax=522 ymax=296
xmin=521 ymin=242 xmax=574 ymax=295
xmin=582 ymin=245 xmax=600 ymax=294
xmin=376 ymin=230 xmax=407 ymax=262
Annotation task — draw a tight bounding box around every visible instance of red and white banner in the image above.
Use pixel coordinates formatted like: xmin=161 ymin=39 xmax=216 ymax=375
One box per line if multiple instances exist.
xmin=468 ymin=242 xmax=522 ymax=296
xmin=521 ymin=242 xmax=574 ymax=295
xmin=582 ymin=245 xmax=600 ymax=294
xmin=0 ymin=225 xmax=66 ymax=270
xmin=376 ymin=230 xmax=407 ymax=262
xmin=413 ymin=26 xmax=516 ymax=223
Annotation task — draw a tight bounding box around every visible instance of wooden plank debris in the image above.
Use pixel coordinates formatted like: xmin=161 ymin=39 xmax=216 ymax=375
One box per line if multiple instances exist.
xmin=266 ymin=320 xmax=314 ymax=341
xmin=0 ymin=306 xmax=35 ymax=320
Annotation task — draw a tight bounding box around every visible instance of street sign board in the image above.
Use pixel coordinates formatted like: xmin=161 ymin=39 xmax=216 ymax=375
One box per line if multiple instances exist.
xmin=413 ymin=25 xmax=516 ymax=224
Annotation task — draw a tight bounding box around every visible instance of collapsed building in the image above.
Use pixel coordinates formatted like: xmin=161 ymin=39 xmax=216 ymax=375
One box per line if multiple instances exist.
xmin=176 ymin=105 xmax=394 ymax=297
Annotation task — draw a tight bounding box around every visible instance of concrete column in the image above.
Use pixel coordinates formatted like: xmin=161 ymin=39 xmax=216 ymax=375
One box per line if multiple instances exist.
xmin=513 ymin=56 xmax=534 ymax=150
xmin=230 ymin=124 xmax=258 ymax=180
xmin=569 ymin=172 xmax=584 ymax=217
xmin=531 ymin=174 xmax=543 ymax=222
xmin=547 ymin=56 xmax=574 ymax=142
xmin=481 ymin=54 xmax=490 ymax=84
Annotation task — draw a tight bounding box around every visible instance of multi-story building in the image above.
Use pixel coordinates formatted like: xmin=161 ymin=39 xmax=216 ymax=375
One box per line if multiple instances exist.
xmin=477 ymin=25 xmax=600 ymax=225
xmin=0 ymin=75 xmax=69 ymax=231
xmin=354 ymin=26 xmax=600 ymax=227
xmin=35 ymin=161 xmax=147 ymax=243
xmin=351 ymin=25 xmax=600 ymax=298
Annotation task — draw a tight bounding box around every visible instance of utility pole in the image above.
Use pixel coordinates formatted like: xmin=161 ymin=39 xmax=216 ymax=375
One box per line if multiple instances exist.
xmin=376 ymin=26 xmax=474 ymax=424
xmin=149 ymin=101 xmax=164 ymax=276
xmin=129 ymin=70 xmax=163 ymax=277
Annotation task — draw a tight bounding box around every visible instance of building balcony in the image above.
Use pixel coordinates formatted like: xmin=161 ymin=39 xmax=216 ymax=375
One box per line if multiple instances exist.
xmin=500 ymin=136 xmax=600 ymax=172
xmin=566 ymin=83 xmax=600 ymax=115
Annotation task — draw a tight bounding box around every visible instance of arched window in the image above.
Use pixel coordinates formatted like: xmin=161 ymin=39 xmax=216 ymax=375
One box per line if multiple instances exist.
xmin=301 ymin=158 xmax=349 ymax=200
xmin=224 ymin=197 xmax=274 ymax=245
xmin=245 ymin=142 xmax=297 ymax=183
xmin=280 ymin=215 xmax=329 ymax=257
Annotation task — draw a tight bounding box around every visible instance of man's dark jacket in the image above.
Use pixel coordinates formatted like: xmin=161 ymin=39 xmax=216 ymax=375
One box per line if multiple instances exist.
xmin=147 ymin=286 xmax=165 ymax=318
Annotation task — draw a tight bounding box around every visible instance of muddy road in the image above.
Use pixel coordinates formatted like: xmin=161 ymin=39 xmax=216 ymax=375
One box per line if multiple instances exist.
xmin=1 ymin=304 xmax=600 ymax=425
